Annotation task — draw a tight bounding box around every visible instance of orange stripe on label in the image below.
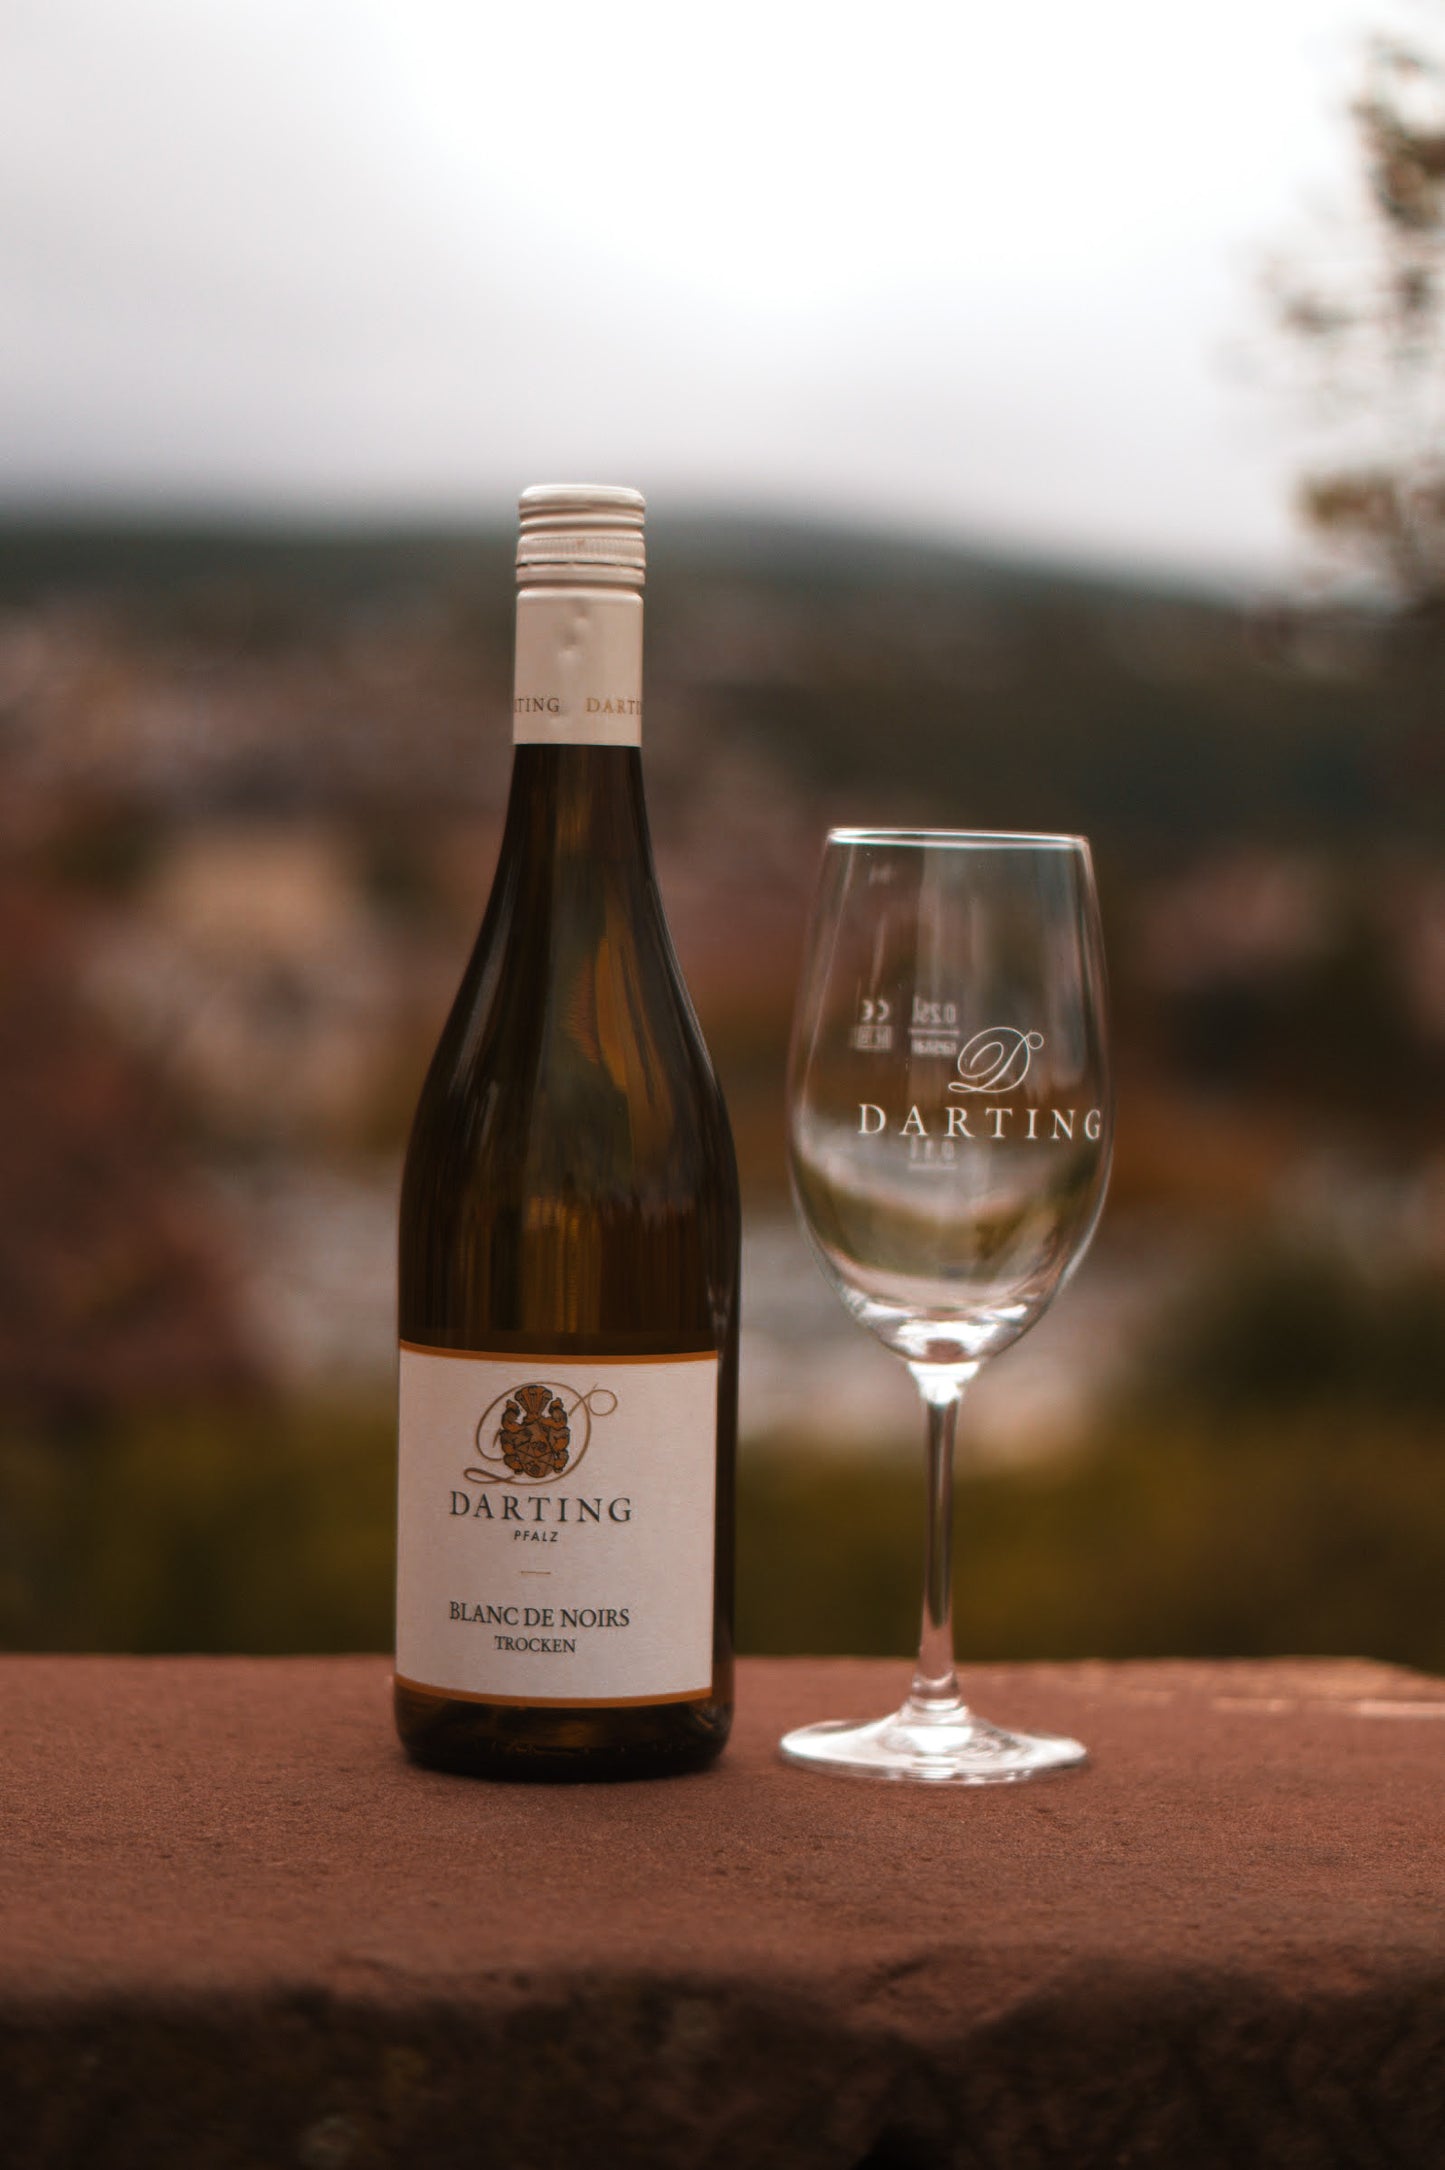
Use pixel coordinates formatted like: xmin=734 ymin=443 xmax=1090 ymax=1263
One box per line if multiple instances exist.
xmin=394 ymin=1673 xmax=711 ymax=1709
xmin=398 ymin=1342 xmax=718 ymax=1366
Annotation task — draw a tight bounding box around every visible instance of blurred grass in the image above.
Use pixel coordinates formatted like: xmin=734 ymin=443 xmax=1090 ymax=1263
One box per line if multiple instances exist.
xmin=5 ymin=1246 xmax=1445 ymax=1675
xmin=0 ymin=1401 xmax=396 ymax=1655
xmin=739 ymin=1415 xmax=1445 ymax=1673
xmin=4 ymin=1407 xmax=1442 ymax=1673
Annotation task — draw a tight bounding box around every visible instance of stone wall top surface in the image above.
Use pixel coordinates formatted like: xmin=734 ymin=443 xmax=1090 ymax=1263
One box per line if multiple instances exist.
xmin=2 ymin=1654 xmax=1443 ymax=2168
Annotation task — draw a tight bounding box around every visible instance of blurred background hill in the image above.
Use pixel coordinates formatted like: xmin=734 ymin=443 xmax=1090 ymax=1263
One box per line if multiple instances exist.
xmin=3 ymin=0 xmax=1444 ymax=1668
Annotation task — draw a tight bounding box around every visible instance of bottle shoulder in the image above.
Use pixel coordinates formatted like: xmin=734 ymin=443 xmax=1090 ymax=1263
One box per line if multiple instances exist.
xmin=403 ymin=872 xmax=736 ymax=1205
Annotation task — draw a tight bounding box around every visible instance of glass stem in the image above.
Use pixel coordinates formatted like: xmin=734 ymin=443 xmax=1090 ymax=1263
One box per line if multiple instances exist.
xmin=906 ymin=1361 xmax=979 ymax=1715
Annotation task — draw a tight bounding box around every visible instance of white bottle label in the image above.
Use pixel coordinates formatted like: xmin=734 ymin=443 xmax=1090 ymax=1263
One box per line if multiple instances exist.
xmin=512 ymin=589 xmax=643 ymax=746
xmin=395 ymin=1346 xmax=717 ymax=1705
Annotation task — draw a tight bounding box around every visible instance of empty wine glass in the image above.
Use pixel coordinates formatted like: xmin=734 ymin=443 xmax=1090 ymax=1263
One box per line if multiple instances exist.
xmin=782 ymin=829 xmax=1112 ymax=1783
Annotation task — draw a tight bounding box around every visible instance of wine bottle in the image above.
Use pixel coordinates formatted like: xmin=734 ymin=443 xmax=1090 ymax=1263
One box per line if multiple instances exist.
xmin=394 ymin=485 xmax=739 ymax=1780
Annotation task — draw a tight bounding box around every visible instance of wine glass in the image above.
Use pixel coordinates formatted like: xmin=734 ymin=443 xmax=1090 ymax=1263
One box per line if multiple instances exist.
xmin=781 ymin=829 xmax=1112 ymax=1783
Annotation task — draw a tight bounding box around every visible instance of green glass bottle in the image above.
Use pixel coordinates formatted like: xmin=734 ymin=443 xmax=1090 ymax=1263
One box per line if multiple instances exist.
xmin=394 ymin=486 xmax=738 ymax=1779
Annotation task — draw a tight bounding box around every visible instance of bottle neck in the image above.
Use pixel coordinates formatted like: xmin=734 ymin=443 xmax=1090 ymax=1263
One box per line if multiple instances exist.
xmin=500 ymin=743 xmax=655 ymax=876
xmin=512 ymin=583 xmax=644 ymax=749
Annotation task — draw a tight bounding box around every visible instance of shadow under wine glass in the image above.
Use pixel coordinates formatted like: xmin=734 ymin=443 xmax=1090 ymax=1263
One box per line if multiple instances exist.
xmin=782 ymin=828 xmax=1112 ymax=1783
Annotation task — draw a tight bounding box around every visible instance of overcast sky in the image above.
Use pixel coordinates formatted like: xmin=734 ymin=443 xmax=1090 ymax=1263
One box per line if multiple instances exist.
xmin=0 ymin=0 xmax=1412 ymax=579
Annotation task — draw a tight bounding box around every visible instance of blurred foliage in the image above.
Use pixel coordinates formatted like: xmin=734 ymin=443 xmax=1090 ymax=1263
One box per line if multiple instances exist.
xmin=740 ymin=1414 xmax=1445 ymax=1675
xmin=39 ymin=809 xmax=169 ymax=897
xmin=1273 ymin=34 xmax=1445 ymax=633
xmin=5 ymin=1246 xmax=1444 ymax=1672
xmin=0 ymin=1401 xmax=395 ymax=1655
xmin=1134 ymin=1243 xmax=1445 ymax=1418
xmin=6 ymin=1400 xmax=1442 ymax=1673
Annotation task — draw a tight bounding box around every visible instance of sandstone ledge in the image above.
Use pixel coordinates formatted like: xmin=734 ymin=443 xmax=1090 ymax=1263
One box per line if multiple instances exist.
xmin=2 ymin=1654 xmax=1443 ymax=2169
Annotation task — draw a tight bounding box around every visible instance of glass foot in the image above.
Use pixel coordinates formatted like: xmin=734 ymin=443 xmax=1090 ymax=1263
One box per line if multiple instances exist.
xmin=779 ymin=1697 xmax=1087 ymax=1785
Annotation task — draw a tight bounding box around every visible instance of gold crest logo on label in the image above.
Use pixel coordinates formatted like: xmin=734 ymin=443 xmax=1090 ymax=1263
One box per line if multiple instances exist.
xmin=464 ymin=1382 xmax=618 ymax=1488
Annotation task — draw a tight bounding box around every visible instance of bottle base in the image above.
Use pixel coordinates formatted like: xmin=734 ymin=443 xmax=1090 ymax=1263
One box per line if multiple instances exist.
xmin=394 ymin=1678 xmax=731 ymax=1783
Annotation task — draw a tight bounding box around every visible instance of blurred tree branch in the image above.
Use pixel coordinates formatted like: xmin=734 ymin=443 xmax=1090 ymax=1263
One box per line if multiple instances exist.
xmin=1273 ymin=34 xmax=1445 ymax=642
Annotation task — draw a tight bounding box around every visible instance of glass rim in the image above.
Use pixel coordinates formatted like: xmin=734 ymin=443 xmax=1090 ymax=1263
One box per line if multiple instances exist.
xmin=826 ymin=826 xmax=1092 ymax=852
